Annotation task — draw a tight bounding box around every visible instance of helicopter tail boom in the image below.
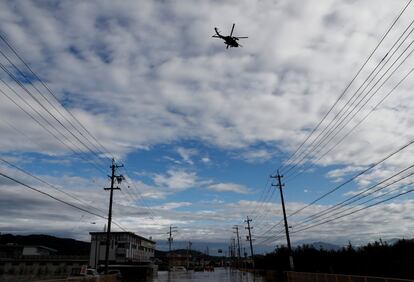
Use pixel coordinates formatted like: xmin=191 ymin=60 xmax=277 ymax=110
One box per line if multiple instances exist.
xmin=214 ymin=27 xmax=223 ymax=38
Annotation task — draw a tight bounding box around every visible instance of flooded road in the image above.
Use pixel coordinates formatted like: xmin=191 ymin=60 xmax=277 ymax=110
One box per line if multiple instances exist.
xmin=154 ymin=268 xmax=267 ymax=282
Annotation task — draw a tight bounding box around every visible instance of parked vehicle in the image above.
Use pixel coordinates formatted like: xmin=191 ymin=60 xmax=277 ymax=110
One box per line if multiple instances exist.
xmin=169 ymin=266 xmax=186 ymax=272
xmin=85 ymin=268 xmax=100 ymax=277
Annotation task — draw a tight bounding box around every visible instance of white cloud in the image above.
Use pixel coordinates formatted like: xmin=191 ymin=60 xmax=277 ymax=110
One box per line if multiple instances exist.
xmin=176 ymin=147 xmax=198 ymax=165
xmin=155 ymin=202 xmax=192 ymax=210
xmin=153 ymin=169 xmax=197 ymax=191
xmin=201 ymin=156 xmax=211 ymax=164
xmin=208 ymin=183 xmax=249 ymax=194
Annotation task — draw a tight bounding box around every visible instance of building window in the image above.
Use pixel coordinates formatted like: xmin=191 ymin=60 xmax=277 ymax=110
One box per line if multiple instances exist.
xmin=117 ymin=243 xmax=126 ymax=248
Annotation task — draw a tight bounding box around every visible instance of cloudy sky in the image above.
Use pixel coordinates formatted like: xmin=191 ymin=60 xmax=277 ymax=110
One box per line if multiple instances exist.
xmin=0 ymin=0 xmax=413 ymax=252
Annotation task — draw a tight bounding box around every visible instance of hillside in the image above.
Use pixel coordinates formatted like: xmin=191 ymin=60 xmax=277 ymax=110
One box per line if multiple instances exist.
xmin=0 ymin=234 xmax=90 ymax=256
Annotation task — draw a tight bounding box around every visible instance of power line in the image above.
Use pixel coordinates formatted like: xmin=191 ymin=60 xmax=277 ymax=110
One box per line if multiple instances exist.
xmin=286 ymin=137 xmax=414 ymax=218
xmin=260 ymin=139 xmax=414 ymax=236
xmin=284 ymin=26 xmax=414 ymax=179
xmin=0 ymin=76 xmax=107 ymax=174
xmin=0 ymin=157 xmax=107 ymax=215
xmin=121 ymin=166 xmax=159 ymax=220
xmin=295 ymin=178 xmax=414 ymax=232
xmin=247 ymin=177 xmax=272 ymax=221
xmin=247 ymin=24 xmax=414 ymax=226
xmin=0 ymin=33 xmax=113 ymax=160
xmin=0 ymin=48 xmax=110 ymax=161
xmin=0 ymin=62 xmax=108 ymax=171
xmin=0 ymin=170 xmax=105 ymax=220
xmin=0 ymin=165 xmax=129 ymax=232
xmin=285 ymin=63 xmax=414 ymax=182
xmin=294 ymin=166 xmax=414 ymax=228
xmin=254 ymin=1 xmax=414 ymax=239
xmin=291 ymin=186 xmax=414 ymax=234
xmin=278 ymin=0 xmax=413 ymax=173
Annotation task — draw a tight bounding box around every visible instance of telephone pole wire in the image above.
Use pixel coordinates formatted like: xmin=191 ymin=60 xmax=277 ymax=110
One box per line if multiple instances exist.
xmin=271 ymin=170 xmax=294 ymax=270
xmin=104 ymin=158 xmax=124 ymax=274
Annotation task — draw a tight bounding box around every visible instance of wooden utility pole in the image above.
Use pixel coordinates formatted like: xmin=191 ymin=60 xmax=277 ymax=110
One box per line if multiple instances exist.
xmin=233 ymin=225 xmax=241 ymax=259
xmin=245 ymin=216 xmax=254 ymax=260
xmin=271 ymin=170 xmax=294 ymax=270
xmin=104 ymin=158 xmax=123 ymax=274
xmin=168 ymin=225 xmax=177 ymax=252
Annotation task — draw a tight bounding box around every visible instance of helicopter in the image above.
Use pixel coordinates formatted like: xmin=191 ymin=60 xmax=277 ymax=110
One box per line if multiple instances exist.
xmin=212 ymin=23 xmax=248 ymax=49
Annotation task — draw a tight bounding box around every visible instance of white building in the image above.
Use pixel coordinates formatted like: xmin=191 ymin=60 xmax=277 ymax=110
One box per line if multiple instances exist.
xmin=89 ymin=232 xmax=155 ymax=268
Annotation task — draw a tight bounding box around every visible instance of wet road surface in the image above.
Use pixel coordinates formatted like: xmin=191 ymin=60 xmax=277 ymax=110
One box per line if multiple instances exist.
xmin=154 ymin=268 xmax=266 ymax=282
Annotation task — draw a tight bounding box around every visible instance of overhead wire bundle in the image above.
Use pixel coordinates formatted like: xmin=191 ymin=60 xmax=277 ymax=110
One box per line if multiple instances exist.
xmin=0 ymin=32 xmax=165 ymax=234
xmin=251 ymin=0 xmax=414 ymax=247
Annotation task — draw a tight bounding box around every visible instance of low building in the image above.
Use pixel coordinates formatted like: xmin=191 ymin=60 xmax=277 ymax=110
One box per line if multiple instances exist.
xmin=0 ymin=244 xmax=57 ymax=258
xmin=22 ymin=246 xmax=57 ymax=256
xmin=89 ymin=232 xmax=155 ymax=268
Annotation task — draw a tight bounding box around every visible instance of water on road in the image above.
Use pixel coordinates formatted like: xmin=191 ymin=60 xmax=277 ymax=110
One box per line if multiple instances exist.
xmin=154 ymin=268 xmax=268 ymax=282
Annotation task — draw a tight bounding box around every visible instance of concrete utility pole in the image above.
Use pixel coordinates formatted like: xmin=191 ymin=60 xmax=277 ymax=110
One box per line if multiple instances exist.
xmin=168 ymin=225 xmax=177 ymax=252
xmin=271 ymin=170 xmax=294 ymax=270
xmin=245 ymin=216 xmax=254 ymax=259
xmin=233 ymin=225 xmax=241 ymax=259
xmin=104 ymin=158 xmax=123 ymax=274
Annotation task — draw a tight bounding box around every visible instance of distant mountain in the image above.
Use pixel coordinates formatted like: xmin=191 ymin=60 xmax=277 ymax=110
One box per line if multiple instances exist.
xmin=155 ymin=240 xmax=229 ymax=256
xmin=308 ymin=241 xmax=341 ymax=251
xmin=155 ymin=248 xmax=215 ymax=259
xmin=0 ymin=233 xmax=90 ymax=255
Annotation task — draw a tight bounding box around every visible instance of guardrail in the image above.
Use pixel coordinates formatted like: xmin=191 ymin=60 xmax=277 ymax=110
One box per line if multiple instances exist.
xmin=285 ymin=271 xmax=414 ymax=282
xmin=34 ymin=274 xmax=117 ymax=282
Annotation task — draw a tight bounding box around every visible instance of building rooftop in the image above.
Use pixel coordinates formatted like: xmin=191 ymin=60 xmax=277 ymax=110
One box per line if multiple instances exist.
xmin=89 ymin=232 xmax=155 ymax=244
xmin=25 ymin=245 xmax=58 ymax=253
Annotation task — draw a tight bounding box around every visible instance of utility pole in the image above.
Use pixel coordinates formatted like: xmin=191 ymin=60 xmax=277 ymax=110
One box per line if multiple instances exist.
xmin=186 ymin=241 xmax=192 ymax=270
xmin=245 ymin=216 xmax=254 ymax=259
xmin=233 ymin=225 xmax=241 ymax=259
xmin=271 ymin=170 xmax=294 ymax=270
xmin=104 ymin=158 xmax=123 ymax=274
xmin=231 ymin=238 xmax=236 ymax=259
xmin=168 ymin=225 xmax=177 ymax=252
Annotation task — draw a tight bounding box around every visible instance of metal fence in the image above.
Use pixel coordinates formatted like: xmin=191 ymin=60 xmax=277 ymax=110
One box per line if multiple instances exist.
xmin=285 ymin=271 xmax=414 ymax=282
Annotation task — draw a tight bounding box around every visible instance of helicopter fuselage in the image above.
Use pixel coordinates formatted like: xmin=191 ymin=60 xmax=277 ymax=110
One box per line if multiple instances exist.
xmin=223 ymin=36 xmax=239 ymax=47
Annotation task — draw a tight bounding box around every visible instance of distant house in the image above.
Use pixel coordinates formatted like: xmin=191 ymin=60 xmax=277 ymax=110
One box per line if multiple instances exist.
xmin=89 ymin=232 xmax=155 ymax=268
xmin=22 ymin=246 xmax=57 ymax=256
xmin=0 ymin=244 xmax=57 ymax=258
xmin=0 ymin=244 xmax=24 ymax=258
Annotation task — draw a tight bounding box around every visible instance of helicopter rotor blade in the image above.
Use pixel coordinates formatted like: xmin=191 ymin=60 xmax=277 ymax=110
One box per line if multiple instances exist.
xmin=235 ymin=37 xmax=248 ymax=39
xmin=212 ymin=35 xmax=220 ymax=38
xmin=230 ymin=23 xmax=235 ymax=37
